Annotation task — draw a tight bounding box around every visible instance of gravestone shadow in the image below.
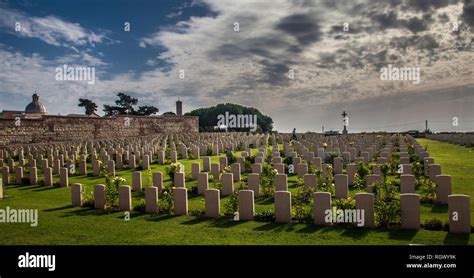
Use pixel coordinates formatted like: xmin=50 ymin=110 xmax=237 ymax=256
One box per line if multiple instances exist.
xmin=443 ymin=232 xmax=470 ymax=245
xmin=431 ymin=204 xmax=448 ymax=213
xmin=61 ymin=207 xmax=113 ymax=217
xmin=253 ymin=222 xmax=298 ymax=232
xmin=187 ymin=193 xmax=201 ymax=200
xmin=295 ymin=224 xmax=327 ymax=234
xmin=145 ymin=214 xmax=175 ymax=222
xmin=388 ymin=228 xmax=418 ymax=241
xmin=180 ymin=217 xmax=208 ymax=225
xmin=43 ymin=205 xmax=73 ymax=212
xmin=33 ymin=186 xmax=59 ymax=192
xmin=340 ymin=226 xmax=371 ymax=239
xmin=209 ymin=218 xmax=245 ymax=228
xmin=255 ymin=197 xmax=274 ymax=205
xmin=18 ymin=185 xmax=42 ymax=190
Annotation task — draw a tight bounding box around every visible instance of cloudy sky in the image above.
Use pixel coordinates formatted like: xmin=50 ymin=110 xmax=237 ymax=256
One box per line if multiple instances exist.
xmin=0 ymin=0 xmax=473 ymax=132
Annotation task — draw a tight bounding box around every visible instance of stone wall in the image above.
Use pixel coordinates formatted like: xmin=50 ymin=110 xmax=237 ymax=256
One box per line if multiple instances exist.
xmin=0 ymin=115 xmax=198 ymax=146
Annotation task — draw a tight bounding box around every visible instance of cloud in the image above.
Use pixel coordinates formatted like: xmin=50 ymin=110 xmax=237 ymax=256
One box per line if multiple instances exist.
xmin=0 ymin=3 xmax=115 ymax=47
xmin=166 ymin=11 xmax=183 ymax=19
xmin=276 ymin=13 xmax=322 ymax=46
xmin=1 ymin=0 xmax=473 ymax=132
xmin=463 ymin=0 xmax=474 ymax=26
xmin=404 ymin=17 xmax=430 ymax=33
xmin=404 ymin=0 xmax=454 ymax=11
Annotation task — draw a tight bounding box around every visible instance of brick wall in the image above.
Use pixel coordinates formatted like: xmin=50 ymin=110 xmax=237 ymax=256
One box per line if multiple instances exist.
xmin=0 ymin=115 xmax=198 ymax=146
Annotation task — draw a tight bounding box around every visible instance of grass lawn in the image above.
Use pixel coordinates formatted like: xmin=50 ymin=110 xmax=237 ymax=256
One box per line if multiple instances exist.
xmin=417 ymin=138 xmax=474 ymax=224
xmin=0 ymin=142 xmax=472 ymax=245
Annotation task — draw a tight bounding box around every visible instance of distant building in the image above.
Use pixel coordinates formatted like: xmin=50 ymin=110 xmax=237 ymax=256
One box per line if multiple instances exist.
xmin=176 ymin=99 xmax=182 ymax=116
xmin=0 ymin=94 xmax=199 ymax=146
xmin=324 ymin=130 xmax=340 ymax=136
xmin=1 ymin=93 xmax=48 ymax=119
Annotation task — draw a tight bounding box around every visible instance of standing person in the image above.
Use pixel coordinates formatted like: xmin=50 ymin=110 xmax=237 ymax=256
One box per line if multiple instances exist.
xmin=292 ymin=128 xmax=297 ymax=140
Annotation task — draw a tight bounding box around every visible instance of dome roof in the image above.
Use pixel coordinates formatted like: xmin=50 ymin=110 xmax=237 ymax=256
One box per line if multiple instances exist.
xmin=25 ymin=93 xmax=47 ymax=114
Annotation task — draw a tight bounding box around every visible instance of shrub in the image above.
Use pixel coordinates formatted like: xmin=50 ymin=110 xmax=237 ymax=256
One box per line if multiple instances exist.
xmin=412 ymin=161 xmax=424 ymax=179
xmin=144 ymin=169 xmax=152 ymax=187
xmin=255 ymin=210 xmax=275 ymax=222
xmin=324 ymin=151 xmax=340 ymax=164
xmin=166 ymin=162 xmax=182 ymax=183
xmin=224 ymin=190 xmax=239 ymax=216
xmin=316 ymin=169 xmax=334 ymax=194
xmin=104 ymin=175 xmax=126 ymax=209
xmin=261 ymin=165 xmax=277 ymax=197
xmin=244 ymin=159 xmax=252 ymax=173
xmin=82 ymin=190 xmax=94 ymax=208
xmin=226 ymin=151 xmax=236 ymax=164
xmin=294 ymin=178 xmax=304 ymax=188
xmin=423 ymin=218 xmax=443 ymax=231
xmin=333 ymin=197 xmax=356 ymax=210
xmin=159 ymin=186 xmax=174 ymax=214
xmin=380 ymin=163 xmax=390 ymax=180
xmin=292 ymin=187 xmax=313 ymax=223
xmin=211 ymin=178 xmax=223 ymax=191
xmin=236 ymin=181 xmax=247 ymax=190
xmin=190 ymin=184 xmax=198 ymax=194
xmin=352 ymin=173 xmax=365 ymax=190
xmin=390 ymin=153 xmax=400 ymax=174
xmin=283 ymin=156 xmax=292 ymax=166
xmin=419 ymin=178 xmax=437 ymax=203
xmin=133 ymin=199 xmax=146 ymax=212
xmin=189 ymin=210 xmax=205 ymax=217
xmin=368 ymin=180 xmax=398 ymax=201
xmin=374 ymin=199 xmax=400 ymax=228
xmin=357 ymin=161 xmax=369 ymax=179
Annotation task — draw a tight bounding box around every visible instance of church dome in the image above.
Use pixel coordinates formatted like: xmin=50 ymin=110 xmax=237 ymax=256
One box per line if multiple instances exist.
xmin=25 ymin=93 xmax=47 ymax=114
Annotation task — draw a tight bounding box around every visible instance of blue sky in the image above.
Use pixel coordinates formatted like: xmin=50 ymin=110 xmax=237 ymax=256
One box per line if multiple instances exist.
xmin=2 ymin=0 xmax=214 ymax=77
xmin=0 ymin=0 xmax=473 ymax=132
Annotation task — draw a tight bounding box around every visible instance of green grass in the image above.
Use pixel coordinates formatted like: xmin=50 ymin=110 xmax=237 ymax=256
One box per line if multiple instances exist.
xmin=0 ymin=143 xmax=472 ymax=245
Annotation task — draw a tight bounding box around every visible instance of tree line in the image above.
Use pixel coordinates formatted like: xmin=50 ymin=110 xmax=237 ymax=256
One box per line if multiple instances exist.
xmin=78 ymin=94 xmax=274 ymax=132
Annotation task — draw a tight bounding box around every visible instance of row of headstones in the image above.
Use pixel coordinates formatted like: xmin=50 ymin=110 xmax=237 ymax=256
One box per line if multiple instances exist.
xmin=0 ymin=139 xmax=269 ymax=187
xmin=285 ymin=132 xmax=390 ymax=145
xmin=285 ymin=135 xmax=442 ymax=180
xmin=0 ymin=142 xmax=445 ymax=198
xmin=294 ymin=133 xmax=391 ymax=152
xmin=0 ymin=132 xmax=270 ymax=163
xmin=2 ymin=151 xmax=451 ymax=207
xmin=282 ymin=135 xmax=400 ymax=166
xmin=0 ymin=131 xmax=263 ymax=164
xmin=108 ymin=162 xmax=453 ymax=206
xmin=70 ymin=183 xmax=470 ymax=234
xmin=288 ymin=141 xmax=384 ymax=164
xmin=0 ymin=134 xmax=162 ymax=160
xmin=426 ymin=134 xmax=474 ymax=147
xmin=2 ymin=165 xmax=68 ymax=187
